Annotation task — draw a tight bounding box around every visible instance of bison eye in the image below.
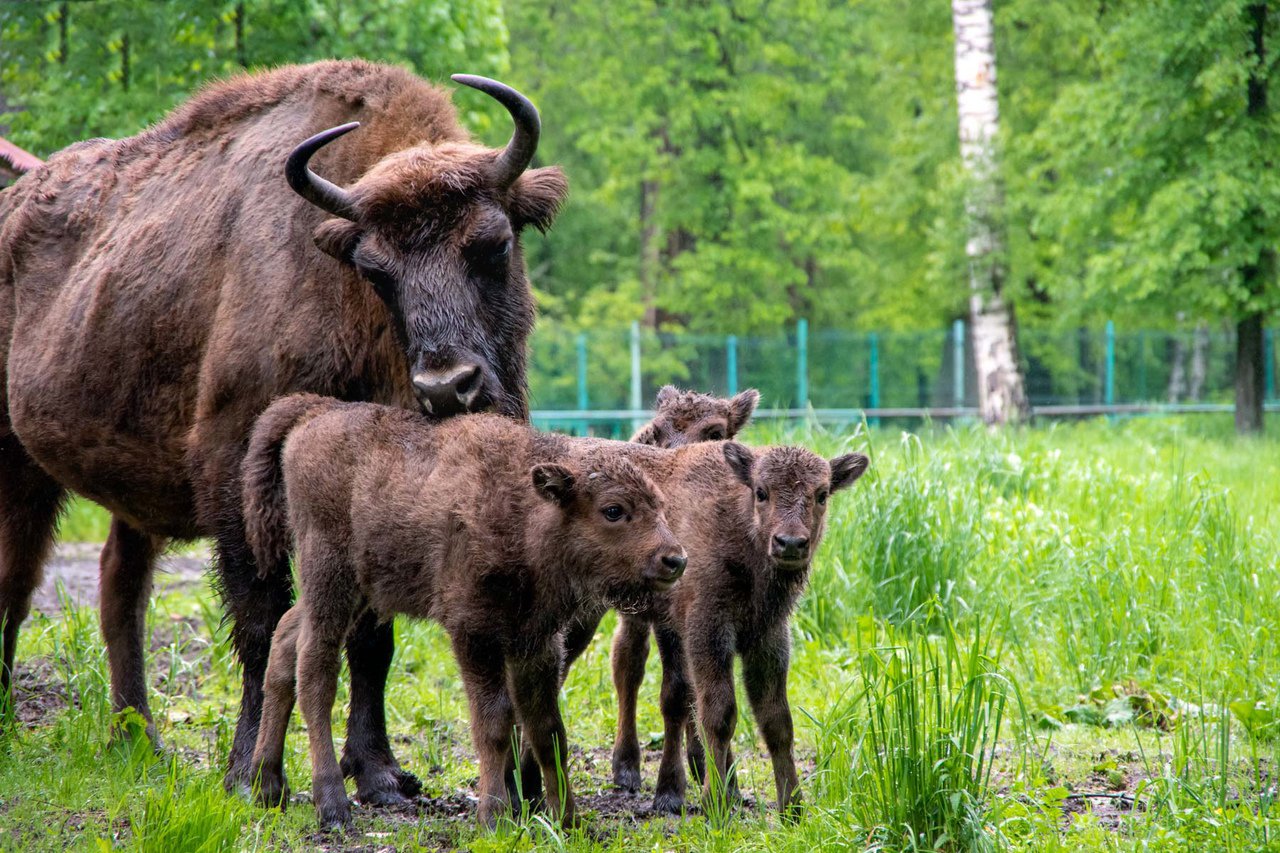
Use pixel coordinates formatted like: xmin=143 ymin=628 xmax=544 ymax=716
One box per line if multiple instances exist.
xmin=602 ymin=504 xmax=625 ymax=522
xmin=755 ymin=487 xmax=768 ymax=502
xmin=704 ymin=427 xmax=725 ymax=440
xmin=469 ymin=238 xmax=512 ymax=276
xmin=816 ymin=490 xmax=828 ymax=506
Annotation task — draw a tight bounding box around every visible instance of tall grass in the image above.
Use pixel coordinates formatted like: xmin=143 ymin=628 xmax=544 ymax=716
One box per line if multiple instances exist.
xmin=812 ymin=614 xmax=1019 ymax=851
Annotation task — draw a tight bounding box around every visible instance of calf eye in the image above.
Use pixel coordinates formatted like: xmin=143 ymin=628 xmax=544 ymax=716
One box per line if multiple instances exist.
xmin=602 ymin=505 xmax=625 ymax=522
xmin=816 ymin=490 xmax=828 ymax=506
xmin=755 ymin=487 xmax=768 ymax=502
xmin=703 ymin=427 xmax=725 ymax=440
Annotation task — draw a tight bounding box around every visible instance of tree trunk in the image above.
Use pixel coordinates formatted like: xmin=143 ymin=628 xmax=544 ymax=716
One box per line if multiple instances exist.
xmin=1237 ymin=3 xmax=1270 ymax=434
xmin=638 ymin=178 xmax=659 ymax=329
xmin=952 ymin=0 xmax=1030 ymax=426
xmin=1190 ymin=323 xmax=1209 ymax=402
xmin=1167 ymin=320 xmax=1187 ymax=403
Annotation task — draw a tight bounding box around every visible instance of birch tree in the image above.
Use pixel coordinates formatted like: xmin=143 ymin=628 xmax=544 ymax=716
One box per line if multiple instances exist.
xmin=952 ymin=0 xmax=1031 ymax=425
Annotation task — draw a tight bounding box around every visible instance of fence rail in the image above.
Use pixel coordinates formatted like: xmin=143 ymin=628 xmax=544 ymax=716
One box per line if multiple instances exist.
xmin=526 ymin=320 xmax=1278 ymax=435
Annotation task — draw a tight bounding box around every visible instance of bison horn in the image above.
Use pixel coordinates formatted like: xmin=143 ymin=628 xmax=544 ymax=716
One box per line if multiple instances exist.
xmin=451 ymin=74 xmax=541 ymax=189
xmin=285 ymin=122 xmax=361 ymax=222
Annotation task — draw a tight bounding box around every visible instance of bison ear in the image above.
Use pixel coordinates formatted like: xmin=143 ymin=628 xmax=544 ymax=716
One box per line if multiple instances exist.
xmin=630 ymin=421 xmax=661 ymax=446
xmin=509 ymin=166 xmax=569 ymax=234
xmin=313 ymin=219 xmax=364 ymax=264
xmin=722 ymin=442 xmax=755 ymax=487
xmin=655 ymin=385 xmax=680 ymax=408
xmin=532 ymin=463 xmax=576 ymax=506
xmin=829 ymin=453 xmax=869 ymax=493
xmin=727 ymin=389 xmax=760 ymax=434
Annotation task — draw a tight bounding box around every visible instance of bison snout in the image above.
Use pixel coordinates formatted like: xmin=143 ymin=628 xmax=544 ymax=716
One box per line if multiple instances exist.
xmin=413 ymin=363 xmax=484 ymax=416
xmin=771 ymin=534 xmax=810 ymax=565
xmin=647 ymin=550 xmax=688 ymax=589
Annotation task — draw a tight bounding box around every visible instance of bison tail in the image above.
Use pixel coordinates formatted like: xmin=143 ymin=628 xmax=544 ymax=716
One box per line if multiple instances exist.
xmin=241 ymin=393 xmax=335 ymax=579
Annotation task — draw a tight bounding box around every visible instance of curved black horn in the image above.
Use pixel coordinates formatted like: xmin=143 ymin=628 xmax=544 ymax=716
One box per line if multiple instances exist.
xmin=451 ymin=74 xmax=541 ymax=189
xmin=285 ymin=122 xmax=361 ymax=221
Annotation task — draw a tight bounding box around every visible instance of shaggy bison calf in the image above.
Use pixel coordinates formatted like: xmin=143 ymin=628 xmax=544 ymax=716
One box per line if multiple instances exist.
xmin=630 ymin=385 xmax=760 ymax=447
xmin=610 ymin=442 xmax=868 ymax=815
xmin=240 ymin=395 xmax=686 ymax=829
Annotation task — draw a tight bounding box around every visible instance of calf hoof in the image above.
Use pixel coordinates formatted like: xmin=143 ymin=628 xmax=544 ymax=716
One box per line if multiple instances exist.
xmin=611 ymin=754 xmax=642 ymax=791
xmin=652 ymin=789 xmax=685 ymax=815
xmin=315 ymin=797 xmax=353 ymax=832
xmin=251 ymin=762 xmax=290 ymax=809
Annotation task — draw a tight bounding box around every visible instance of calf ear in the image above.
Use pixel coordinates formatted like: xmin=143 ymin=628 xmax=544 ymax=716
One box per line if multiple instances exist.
xmin=829 ymin=453 xmax=869 ymax=493
xmin=509 ymin=166 xmax=569 ymax=233
xmin=630 ymin=421 xmax=661 ymax=446
xmin=532 ymin=463 xmax=576 ymax=505
xmin=313 ymin=219 xmax=363 ymax=264
xmin=655 ymin=385 xmax=680 ymax=408
xmin=722 ymin=442 xmax=755 ymax=487
xmin=727 ymin=389 xmax=760 ymax=434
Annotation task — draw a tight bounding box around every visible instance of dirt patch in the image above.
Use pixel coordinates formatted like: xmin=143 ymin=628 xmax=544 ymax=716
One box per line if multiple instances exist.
xmin=10 ymin=657 xmax=72 ymax=726
xmin=32 ymin=542 xmax=211 ymax=615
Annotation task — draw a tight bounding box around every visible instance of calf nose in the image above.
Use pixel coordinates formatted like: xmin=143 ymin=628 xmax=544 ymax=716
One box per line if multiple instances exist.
xmin=413 ymin=363 xmax=483 ymax=416
xmin=661 ymin=552 xmax=688 ymax=578
xmin=772 ymin=534 xmax=809 ymax=559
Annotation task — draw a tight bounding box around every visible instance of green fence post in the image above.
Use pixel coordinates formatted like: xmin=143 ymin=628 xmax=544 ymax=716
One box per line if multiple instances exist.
xmin=1266 ymin=328 xmax=1275 ymax=403
xmin=630 ymin=320 xmax=643 ymax=432
xmin=868 ymin=332 xmax=880 ymax=428
xmin=1104 ymin=321 xmax=1116 ymax=416
xmin=575 ymin=333 xmax=588 ymax=436
xmin=726 ymin=334 xmax=738 ymax=396
xmin=795 ymin=318 xmax=808 ymax=411
xmin=952 ymin=319 xmax=965 ymax=411
xmin=1138 ymin=330 xmax=1148 ymax=402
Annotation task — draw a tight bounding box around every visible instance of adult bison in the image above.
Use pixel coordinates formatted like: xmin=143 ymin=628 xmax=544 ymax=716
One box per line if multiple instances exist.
xmin=0 ymin=59 xmax=567 ymax=799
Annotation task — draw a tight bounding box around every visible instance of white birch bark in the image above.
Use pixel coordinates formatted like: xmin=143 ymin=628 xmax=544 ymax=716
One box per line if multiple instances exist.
xmin=952 ymin=0 xmax=1031 ymax=425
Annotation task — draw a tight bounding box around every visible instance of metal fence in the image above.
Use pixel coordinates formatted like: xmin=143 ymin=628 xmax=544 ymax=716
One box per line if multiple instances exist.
xmin=526 ymin=320 xmax=1280 ymax=435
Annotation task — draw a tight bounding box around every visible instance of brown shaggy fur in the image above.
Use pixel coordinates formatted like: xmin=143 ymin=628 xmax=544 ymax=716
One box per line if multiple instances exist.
xmin=241 ymin=396 xmax=686 ymax=830
xmin=0 ymin=59 xmax=567 ymax=793
xmin=629 ymin=386 xmax=760 ymax=447
xmin=558 ymin=440 xmax=868 ymax=816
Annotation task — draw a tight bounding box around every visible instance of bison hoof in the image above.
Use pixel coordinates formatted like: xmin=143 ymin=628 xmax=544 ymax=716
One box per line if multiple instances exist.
xmin=316 ymin=797 xmax=353 ymax=831
xmin=393 ymin=767 xmax=423 ymax=798
xmin=251 ymin=763 xmax=290 ymax=809
xmin=614 ymin=765 xmax=642 ymax=792
xmin=652 ymin=790 xmax=685 ymax=815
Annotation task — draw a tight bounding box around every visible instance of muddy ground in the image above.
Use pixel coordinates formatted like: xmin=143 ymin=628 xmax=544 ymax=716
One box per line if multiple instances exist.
xmin=31 ymin=542 xmax=211 ymax=615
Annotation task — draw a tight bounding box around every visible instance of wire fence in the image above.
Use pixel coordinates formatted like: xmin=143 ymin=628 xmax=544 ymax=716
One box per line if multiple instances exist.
xmin=527 ymin=320 xmax=1280 ymax=435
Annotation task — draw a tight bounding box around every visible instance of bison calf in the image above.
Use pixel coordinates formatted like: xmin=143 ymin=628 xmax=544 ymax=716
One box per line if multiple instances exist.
xmin=613 ymin=442 xmax=868 ymax=815
xmin=241 ymin=395 xmax=686 ymax=829
xmin=629 ymin=385 xmax=760 ymax=447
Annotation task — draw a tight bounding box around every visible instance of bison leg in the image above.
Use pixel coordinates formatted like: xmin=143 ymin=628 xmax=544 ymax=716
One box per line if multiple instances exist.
xmin=99 ymin=518 xmax=164 ymax=746
xmin=250 ymin=603 xmax=305 ymax=809
xmin=0 ymin=436 xmax=65 ymax=722
xmin=218 ymin=526 xmax=295 ymax=794
xmin=452 ymin=631 xmax=516 ymax=829
xmin=690 ymin=627 xmax=741 ymax=810
xmin=651 ymin=624 xmax=691 ymax=813
xmin=610 ymin=614 xmax=651 ymax=792
xmin=297 ymin=609 xmax=354 ymax=830
xmin=508 ymin=648 xmax=577 ymax=828
xmin=743 ymin=634 xmax=801 ymax=817
xmin=341 ymin=610 xmax=421 ymax=805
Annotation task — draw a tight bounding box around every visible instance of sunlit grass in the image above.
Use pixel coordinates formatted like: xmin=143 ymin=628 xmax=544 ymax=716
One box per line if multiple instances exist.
xmin=4 ymin=415 xmax=1280 ymax=850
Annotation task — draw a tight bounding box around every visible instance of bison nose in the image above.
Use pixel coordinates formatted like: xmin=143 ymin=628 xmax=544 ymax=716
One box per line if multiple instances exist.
xmin=772 ymin=534 xmax=809 ymax=561
xmin=661 ymin=552 xmax=688 ymax=577
xmin=413 ymin=363 xmax=483 ymax=416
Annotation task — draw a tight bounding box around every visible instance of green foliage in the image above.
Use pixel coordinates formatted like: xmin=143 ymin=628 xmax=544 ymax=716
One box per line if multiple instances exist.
xmin=0 ymin=0 xmax=508 ymax=155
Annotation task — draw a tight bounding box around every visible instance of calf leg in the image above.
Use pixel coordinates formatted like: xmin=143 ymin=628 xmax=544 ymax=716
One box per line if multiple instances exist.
xmin=610 ymin=614 xmax=651 ymax=791
xmin=341 ymin=611 xmax=420 ymax=804
xmin=0 ymin=437 xmax=65 ymax=722
xmin=250 ymin=603 xmax=303 ymax=809
xmin=452 ymin=631 xmax=516 ymax=829
xmin=509 ymin=648 xmax=576 ymax=827
xmin=98 ymin=518 xmax=163 ymax=745
xmin=691 ymin=629 xmax=740 ymax=808
xmin=744 ymin=638 xmax=801 ymax=816
xmin=297 ymin=610 xmax=353 ymax=829
xmin=652 ymin=624 xmax=691 ymax=813
xmin=218 ymin=524 xmax=295 ymax=794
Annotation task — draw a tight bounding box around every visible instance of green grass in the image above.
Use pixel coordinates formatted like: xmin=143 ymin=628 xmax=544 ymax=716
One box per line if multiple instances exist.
xmin=5 ymin=415 xmax=1280 ymax=850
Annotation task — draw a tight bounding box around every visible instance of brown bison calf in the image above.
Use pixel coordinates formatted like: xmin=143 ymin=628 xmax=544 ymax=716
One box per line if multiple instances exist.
xmin=241 ymin=395 xmax=686 ymax=829
xmin=612 ymin=442 xmax=868 ymax=815
xmin=629 ymin=385 xmax=760 ymax=447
